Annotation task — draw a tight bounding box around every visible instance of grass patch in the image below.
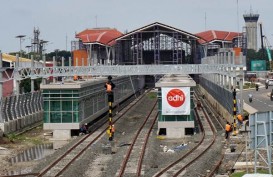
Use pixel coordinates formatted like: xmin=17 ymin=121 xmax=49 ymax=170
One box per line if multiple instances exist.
xmin=148 ymin=92 xmax=157 ymax=99
xmin=7 ymin=132 xmax=44 ymax=145
xmin=230 ymin=171 xmax=246 ymax=177
xmin=243 ymin=82 xmax=256 ymax=89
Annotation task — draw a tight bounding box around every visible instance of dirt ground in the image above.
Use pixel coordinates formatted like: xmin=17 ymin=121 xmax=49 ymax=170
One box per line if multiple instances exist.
xmin=0 ymin=125 xmax=51 ymax=176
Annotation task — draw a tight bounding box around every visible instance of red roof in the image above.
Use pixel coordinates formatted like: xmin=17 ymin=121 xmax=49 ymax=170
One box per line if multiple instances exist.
xmin=76 ymin=28 xmax=123 ymax=46
xmin=195 ymin=30 xmax=241 ymax=44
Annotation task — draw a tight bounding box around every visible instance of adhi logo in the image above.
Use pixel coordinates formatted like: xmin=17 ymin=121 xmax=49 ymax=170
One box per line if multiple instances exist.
xmin=166 ymin=89 xmax=185 ymax=107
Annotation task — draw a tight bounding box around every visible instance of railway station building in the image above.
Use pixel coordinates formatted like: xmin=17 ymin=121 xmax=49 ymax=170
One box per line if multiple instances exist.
xmin=155 ymin=74 xmax=196 ymax=138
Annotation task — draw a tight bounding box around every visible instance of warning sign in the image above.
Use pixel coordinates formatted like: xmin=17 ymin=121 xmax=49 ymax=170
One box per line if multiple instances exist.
xmin=162 ymin=87 xmax=190 ymax=115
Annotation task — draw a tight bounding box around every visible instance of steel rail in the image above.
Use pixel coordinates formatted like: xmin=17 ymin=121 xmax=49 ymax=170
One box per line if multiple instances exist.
xmin=172 ymin=97 xmax=217 ymax=176
xmin=117 ymin=100 xmax=158 ymax=177
xmin=37 ymin=90 xmax=151 ymax=177
xmin=136 ymin=112 xmax=159 ymax=177
xmin=195 ymin=87 xmax=225 ymax=131
xmin=174 ymin=100 xmax=216 ymax=177
xmin=194 ymin=88 xmax=226 ymax=176
xmin=154 ymin=100 xmax=206 ymax=176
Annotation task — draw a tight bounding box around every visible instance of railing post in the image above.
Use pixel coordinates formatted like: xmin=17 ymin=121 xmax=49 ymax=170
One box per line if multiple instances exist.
xmin=53 ymin=56 xmax=56 ymax=83
xmin=31 ymin=55 xmax=34 ymax=92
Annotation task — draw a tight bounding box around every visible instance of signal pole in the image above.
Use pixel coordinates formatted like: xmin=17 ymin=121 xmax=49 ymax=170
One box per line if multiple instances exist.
xmin=233 ymin=89 xmax=237 ymax=135
xmin=106 ymin=76 xmax=115 ymax=141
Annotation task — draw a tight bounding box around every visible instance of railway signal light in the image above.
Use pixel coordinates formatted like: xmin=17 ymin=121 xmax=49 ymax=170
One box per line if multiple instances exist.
xmin=105 ymin=76 xmax=115 ymax=141
xmin=232 ymin=89 xmax=237 ymax=136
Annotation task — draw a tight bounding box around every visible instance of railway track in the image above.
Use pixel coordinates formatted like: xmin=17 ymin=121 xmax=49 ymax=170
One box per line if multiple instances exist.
xmin=116 ymin=99 xmax=158 ymax=177
xmin=36 ymin=91 xmax=153 ymax=177
xmin=1 ymin=88 xmax=230 ymax=177
xmin=0 ymin=90 xmax=150 ymax=177
xmin=152 ymin=92 xmax=222 ymax=177
xmin=195 ymin=87 xmax=225 ymax=132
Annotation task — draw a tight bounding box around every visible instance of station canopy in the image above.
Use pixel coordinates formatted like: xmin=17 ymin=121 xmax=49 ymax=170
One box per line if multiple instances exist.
xmin=112 ymin=22 xmax=201 ymax=65
xmin=115 ymin=22 xmax=200 ymax=44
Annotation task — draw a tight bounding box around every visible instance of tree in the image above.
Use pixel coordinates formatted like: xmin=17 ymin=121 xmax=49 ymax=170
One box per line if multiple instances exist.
xmin=246 ymin=48 xmax=273 ymax=71
xmin=46 ymin=50 xmax=71 ymax=66
xmin=19 ymin=77 xmax=42 ymax=93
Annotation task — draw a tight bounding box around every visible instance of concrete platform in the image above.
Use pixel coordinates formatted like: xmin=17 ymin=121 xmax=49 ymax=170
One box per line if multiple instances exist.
xmin=233 ymin=161 xmax=257 ymax=170
xmin=242 ymin=174 xmax=273 ymax=177
xmin=52 ymin=129 xmax=71 ymax=140
xmin=244 ymin=102 xmax=258 ymax=114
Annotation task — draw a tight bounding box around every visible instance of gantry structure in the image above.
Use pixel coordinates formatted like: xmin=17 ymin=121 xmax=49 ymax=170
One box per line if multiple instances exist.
xmin=114 ymin=22 xmax=200 ymax=65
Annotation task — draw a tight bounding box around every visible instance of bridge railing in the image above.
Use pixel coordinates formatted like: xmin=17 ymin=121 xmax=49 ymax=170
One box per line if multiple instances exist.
xmin=0 ymin=91 xmax=43 ymax=133
xmin=202 ymin=50 xmax=246 ymax=66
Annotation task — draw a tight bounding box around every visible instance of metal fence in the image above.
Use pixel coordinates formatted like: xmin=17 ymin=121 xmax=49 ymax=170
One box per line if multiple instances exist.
xmin=199 ymin=76 xmax=233 ymax=114
xmin=249 ymin=111 xmax=273 ymax=173
xmin=0 ymin=91 xmax=43 ymax=123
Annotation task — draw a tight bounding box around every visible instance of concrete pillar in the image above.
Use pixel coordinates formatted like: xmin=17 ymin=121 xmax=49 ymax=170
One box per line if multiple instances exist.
xmin=106 ymin=46 xmax=111 ymax=65
xmin=61 ymin=57 xmax=64 ymax=84
xmin=53 ymin=56 xmax=56 ymax=83
xmin=220 ymin=52 xmax=224 ymax=64
xmin=239 ymin=67 xmax=244 ymax=114
xmin=42 ymin=55 xmax=46 ymax=85
xmin=111 ymin=47 xmax=115 ymax=65
xmin=88 ymin=44 xmax=92 ymax=66
xmin=221 ymin=74 xmax=224 ymax=86
xmin=228 ymin=67 xmax=232 ymax=90
xmin=0 ymin=52 xmax=3 ymax=99
xmin=223 ymin=74 xmax=227 ymax=88
xmin=87 ymin=45 xmax=91 ymax=66
xmin=13 ymin=54 xmax=20 ymax=95
xmin=16 ymin=80 xmax=20 ymax=95
xmin=69 ymin=57 xmax=72 ymax=80
xmin=233 ymin=67 xmax=237 ymax=89
xmin=232 ymin=51 xmax=235 ymax=65
xmin=31 ymin=55 xmax=34 ymax=92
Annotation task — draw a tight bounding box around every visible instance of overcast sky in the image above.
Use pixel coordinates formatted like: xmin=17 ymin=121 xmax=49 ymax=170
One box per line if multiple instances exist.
xmin=0 ymin=0 xmax=272 ymax=53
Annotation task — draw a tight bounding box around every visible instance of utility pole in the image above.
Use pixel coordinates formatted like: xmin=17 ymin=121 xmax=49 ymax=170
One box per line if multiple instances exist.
xmin=39 ymin=40 xmax=48 ymax=61
xmin=16 ymin=35 xmax=26 ymax=57
xmin=26 ymin=45 xmax=32 ymax=59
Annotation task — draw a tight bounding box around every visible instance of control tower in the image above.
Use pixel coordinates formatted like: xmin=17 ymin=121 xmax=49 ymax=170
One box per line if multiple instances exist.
xmin=243 ymin=12 xmax=259 ymax=51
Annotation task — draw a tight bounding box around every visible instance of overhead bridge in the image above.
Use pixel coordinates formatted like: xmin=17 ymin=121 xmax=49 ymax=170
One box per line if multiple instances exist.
xmin=15 ymin=64 xmax=243 ymax=79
